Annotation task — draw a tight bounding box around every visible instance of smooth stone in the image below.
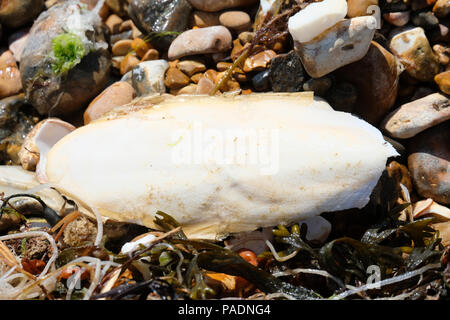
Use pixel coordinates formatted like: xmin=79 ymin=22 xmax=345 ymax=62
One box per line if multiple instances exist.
xmin=177 ymin=60 xmax=206 ymax=76
xmin=302 ymin=77 xmax=332 ymax=97
xmin=176 ymin=83 xmax=198 ymax=95
xmin=389 ymin=27 xmax=440 ymax=82
xmin=288 ymin=0 xmax=348 ymax=43
xmin=192 ymin=11 xmax=220 ymax=27
xmin=434 ymin=0 xmax=450 ymax=18
xmin=411 ymin=11 xmax=439 ymax=30
xmin=347 ymin=0 xmax=378 ymax=18
xmin=128 ymin=0 xmax=191 ymax=49
xmin=120 ymin=54 xmax=140 ymax=75
xmin=131 ymin=60 xmax=169 ymax=96
xmin=408 ymin=122 xmax=449 ymax=205
xmin=243 ymin=49 xmax=276 ymax=72
xmin=435 ymin=71 xmax=450 ymax=94
xmin=326 ymin=82 xmax=358 ymax=113
xmin=112 ymin=39 xmax=133 ymax=56
xmin=251 ymin=69 xmax=270 ymax=92
xmin=84 ymin=82 xmax=136 ymax=124
xmin=105 ymin=14 xmax=123 ymax=34
xmin=238 ymin=31 xmax=255 ymax=44
xmin=110 ymin=30 xmax=133 ymax=45
xmin=20 ymin=1 xmax=111 ymax=116
xmin=269 ymin=50 xmax=305 ymax=92
xmin=382 ymin=93 xmax=450 ymax=139
xmin=334 ymin=41 xmax=400 ymax=125
xmin=0 ymin=50 xmax=22 ymax=99
xmin=187 ymin=0 xmax=258 ymax=12
xmin=295 ymin=16 xmax=376 ymax=78
xmin=383 ymin=11 xmax=410 ymax=27
xmin=219 ymin=11 xmax=251 ymax=32
xmin=168 ymin=26 xmax=232 ymax=60
xmin=8 ymin=30 xmax=29 ymax=62
xmin=131 ymin=38 xmax=151 ymax=59
xmin=195 ymin=76 xmax=215 ymax=94
xmin=0 ymin=0 xmax=44 ymax=28
xmin=164 ymin=67 xmax=190 ymax=89
xmin=119 ymin=20 xmax=142 ymax=39
xmin=141 ymin=49 xmax=159 ymax=61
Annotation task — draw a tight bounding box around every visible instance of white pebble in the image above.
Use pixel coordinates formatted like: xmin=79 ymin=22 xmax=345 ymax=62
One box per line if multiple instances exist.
xmin=288 ymin=0 xmax=348 ymax=43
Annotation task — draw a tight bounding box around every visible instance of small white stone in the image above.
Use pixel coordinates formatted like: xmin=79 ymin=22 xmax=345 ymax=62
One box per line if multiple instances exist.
xmin=288 ymin=0 xmax=348 ymax=43
xmin=121 ymin=234 xmax=157 ymax=256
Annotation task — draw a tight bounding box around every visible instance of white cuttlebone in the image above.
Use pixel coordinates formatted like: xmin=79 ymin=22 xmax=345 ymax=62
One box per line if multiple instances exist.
xmin=288 ymin=0 xmax=348 ymax=43
xmin=44 ymin=93 xmax=398 ymax=240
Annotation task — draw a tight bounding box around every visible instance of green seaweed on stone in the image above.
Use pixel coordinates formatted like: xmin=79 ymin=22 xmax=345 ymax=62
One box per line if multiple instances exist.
xmin=50 ymin=32 xmax=87 ymax=76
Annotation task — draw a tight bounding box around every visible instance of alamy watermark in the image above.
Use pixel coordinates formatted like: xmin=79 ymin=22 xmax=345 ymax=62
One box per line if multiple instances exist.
xmin=170 ymin=121 xmax=280 ymax=176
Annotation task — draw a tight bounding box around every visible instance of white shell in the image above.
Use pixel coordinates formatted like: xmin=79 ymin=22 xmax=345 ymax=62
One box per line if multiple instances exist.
xmin=44 ymin=93 xmax=398 ymax=239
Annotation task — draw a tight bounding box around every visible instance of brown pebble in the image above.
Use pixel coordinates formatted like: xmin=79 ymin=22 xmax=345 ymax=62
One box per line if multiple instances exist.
xmin=84 ymin=81 xmax=136 ymax=124
xmin=177 ymin=84 xmax=198 ymax=95
xmin=131 ymin=38 xmax=151 ymax=59
xmin=435 ymin=71 xmax=450 ymax=94
xmin=141 ymin=49 xmax=159 ymax=61
xmin=164 ymin=67 xmax=190 ymax=89
xmin=112 ymin=39 xmax=133 ymax=56
xmin=219 ymin=11 xmax=251 ymax=32
xmin=177 ymin=60 xmax=206 ymax=76
xmin=196 ymin=76 xmax=215 ymax=94
xmin=191 ymin=73 xmax=203 ymax=84
xmin=192 ymin=11 xmax=220 ymax=28
xmin=120 ymin=54 xmax=140 ymax=75
xmin=243 ymin=50 xmax=277 ymax=72
xmin=105 ymin=14 xmax=123 ymax=34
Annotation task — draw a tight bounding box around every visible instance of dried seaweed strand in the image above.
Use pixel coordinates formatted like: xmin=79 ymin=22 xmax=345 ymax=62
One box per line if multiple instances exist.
xmin=209 ymin=5 xmax=301 ymax=95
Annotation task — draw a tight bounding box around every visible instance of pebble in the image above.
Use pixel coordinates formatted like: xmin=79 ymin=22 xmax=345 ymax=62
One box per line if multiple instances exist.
xmin=8 ymin=30 xmax=29 ymax=62
xmin=382 ymin=93 xmax=450 ymax=139
xmin=192 ymin=11 xmax=220 ymax=28
xmin=131 ymin=38 xmax=151 ymax=59
xmin=112 ymin=39 xmax=133 ymax=56
xmin=288 ymin=0 xmax=348 ymax=44
xmin=131 ymin=60 xmax=169 ymax=96
xmin=195 ymin=76 xmax=215 ymax=94
xmin=168 ymin=26 xmax=232 ymax=60
xmin=252 ymin=70 xmax=270 ymax=92
xmin=386 ymin=161 xmax=413 ymax=194
xmin=383 ymin=11 xmax=410 ymax=27
xmin=433 ymin=0 xmax=450 ymax=18
xmin=0 ymin=0 xmax=44 ymax=28
xmin=111 ymin=30 xmax=133 ymax=45
xmin=187 ymin=0 xmax=258 ymax=12
xmin=119 ymin=20 xmax=142 ymax=39
xmin=164 ymin=67 xmax=190 ymax=90
xmin=347 ymin=0 xmax=379 ymax=18
xmin=295 ymin=16 xmax=376 ymax=78
xmin=435 ymin=71 xmax=450 ymax=94
xmin=238 ymin=31 xmax=255 ymax=44
xmin=84 ymin=82 xmax=136 ymax=124
xmin=128 ymin=0 xmax=192 ymax=38
xmin=141 ymin=49 xmax=159 ymax=61
xmin=105 ymin=14 xmax=123 ymax=34
xmin=302 ymin=77 xmax=332 ymax=97
xmin=412 ymin=11 xmax=439 ymax=29
xmin=0 ymin=50 xmax=22 ymax=99
xmin=334 ymin=41 xmax=400 ymax=125
xmin=177 ymin=83 xmax=198 ymax=95
xmin=326 ymin=82 xmax=358 ymax=113
xmin=190 ymin=73 xmax=203 ymax=84
xmin=243 ymin=50 xmax=276 ymax=72
xmin=120 ymin=54 xmax=140 ymax=75
xmin=389 ymin=27 xmax=440 ymax=82
xmin=177 ymin=60 xmax=206 ymax=76
xmin=433 ymin=44 xmax=450 ymax=65
xmin=408 ymin=122 xmax=449 ymax=205
xmin=219 ymin=11 xmax=251 ymax=32
xmin=268 ymin=50 xmax=305 ymax=92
